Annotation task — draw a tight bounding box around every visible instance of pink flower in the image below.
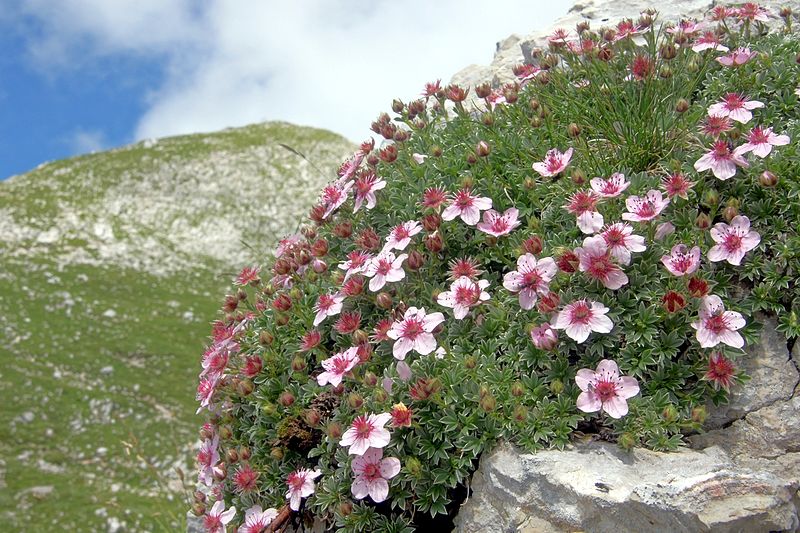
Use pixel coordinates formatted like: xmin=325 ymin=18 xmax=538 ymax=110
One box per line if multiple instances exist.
xmin=239 ymin=505 xmax=278 ymax=533
xmin=441 ymin=188 xmax=493 ymax=226
xmin=694 ymin=140 xmax=749 ymax=180
xmin=734 ymin=126 xmax=790 ymax=158
xmin=339 ymin=250 xmax=372 ymax=280
xmin=317 ymin=347 xmax=360 ymax=387
xmin=503 ymin=254 xmax=557 ymax=310
xmin=313 ymin=292 xmax=345 ymax=326
xmin=575 ymin=359 xmax=640 ymax=419
xmin=654 ymin=222 xmax=676 ymax=241
xmin=621 ymin=190 xmax=670 ymax=222
xmin=530 ymin=323 xmax=558 ymax=350
xmin=708 ymin=93 xmax=764 ymax=124
xmin=661 ymin=172 xmax=694 ymax=199
xmin=422 ymin=187 xmax=447 ymax=209
xmin=204 ymin=500 xmax=236 ymax=533
xmin=350 ymin=447 xmax=401 ymax=503
xmin=384 ymin=221 xmax=422 ymax=251
xmin=553 ymin=299 xmax=614 ymax=343
xmin=548 ymin=28 xmax=571 ymax=43
xmin=321 ymin=181 xmax=354 ymax=219
xmin=661 ymin=244 xmax=701 ymax=276
xmin=285 ymin=468 xmax=322 ymax=511
xmin=691 ymin=31 xmax=729 ymax=52
xmin=716 ymin=47 xmax=758 ymax=67
xmin=564 ymin=190 xmax=604 ymax=234
xmin=667 ymin=19 xmax=705 ymax=36
xmin=412 ymin=153 xmax=428 ymax=164
xmin=341 ymin=413 xmax=392 ymax=455
xmin=338 ymin=152 xmax=365 ymax=180
xmin=275 ymin=234 xmax=302 ymax=258
xmin=710 ymin=5 xmax=736 ymax=21
xmin=614 ymin=19 xmax=640 ymax=41
xmin=197 ymin=435 xmax=221 ymax=487
xmin=708 ymin=215 xmax=760 ymax=266
xmin=396 ymin=361 xmax=412 ymax=382
xmin=590 ymin=173 xmax=630 ymax=198
xmin=476 ymin=208 xmax=521 ymax=237
xmin=196 ymin=374 xmax=220 ymax=414
xmin=387 ymin=307 xmax=445 ymax=360
xmin=437 ymin=276 xmax=491 ymax=319
xmin=235 ymin=266 xmax=260 ymax=286
xmin=691 ymin=295 xmax=746 ymax=348
xmin=533 ymin=147 xmax=573 ymax=177
xmin=705 ymin=352 xmax=737 ymax=391
xmin=353 ymin=172 xmax=386 ymax=212
xmin=575 ymin=236 xmax=628 ymax=290
xmin=363 ymin=251 xmax=407 ymax=292
xmin=599 ymin=223 xmax=646 ymax=265
xmin=736 ymin=2 xmax=769 ymax=22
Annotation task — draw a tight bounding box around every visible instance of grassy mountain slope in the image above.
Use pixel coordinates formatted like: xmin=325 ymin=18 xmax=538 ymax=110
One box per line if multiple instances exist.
xmin=0 ymin=121 xmax=354 ymax=531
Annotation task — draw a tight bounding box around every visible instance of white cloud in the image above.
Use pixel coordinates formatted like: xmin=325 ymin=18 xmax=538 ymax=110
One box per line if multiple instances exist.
xmin=13 ymin=0 xmax=573 ymax=144
xmin=68 ymin=128 xmax=107 ymax=153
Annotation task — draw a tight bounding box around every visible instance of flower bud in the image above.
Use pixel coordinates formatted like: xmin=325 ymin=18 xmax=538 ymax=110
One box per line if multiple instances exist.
xmin=239 ymin=446 xmax=251 ymax=461
xmin=524 ymin=176 xmax=536 ymax=189
xmin=691 ymin=406 xmax=707 ymax=424
xmin=270 ymin=447 xmax=284 ymax=460
xmin=602 ymin=29 xmax=616 ymax=42
xmin=759 ymin=170 xmax=778 ymax=188
xmin=379 ymin=145 xmax=398 ymax=163
xmin=659 ymin=65 xmax=673 ymax=79
xmin=278 ymin=391 xmax=295 ymax=407
xmin=351 ymin=328 xmax=369 ymax=345
xmin=237 ymin=379 xmax=254 ymax=396
xmin=304 ymin=409 xmax=321 ymax=427
xmin=530 ymin=116 xmax=542 ymax=128
xmin=192 ymin=502 xmax=206 ymax=516
xmin=311 ymin=239 xmax=328 ymax=257
xmin=464 ymin=356 xmax=477 ymax=369
xmin=567 ymin=123 xmax=581 ymax=138
xmin=357 ymin=228 xmax=381 ymax=251
xmin=422 ymin=213 xmax=441 ymax=232
xmin=364 ymin=371 xmax=378 ymax=387
xmin=688 ymin=276 xmax=710 ymax=298
xmin=226 ymin=448 xmax=239 ymax=464
xmin=722 ymin=205 xmax=739 ymax=223
xmin=373 ymin=388 xmax=388 ymax=403
xmin=193 ymin=490 xmax=207 ymax=504
xmin=394 ymin=129 xmax=410 ymax=142
xmin=338 ymin=501 xmax=353 ymax=517
xmin=272 ymin=293 xmax=292 ymax=312
xmin=660 ymin=43 xmax=677 ymax=60
xmin=523 ymin=235 xmax=543 ymax=255
xmin=199 ymin=425 xmax=214 ymax=441
xmin=529 ymin=98 xmax=540 ymax=110
xmin=598 ymin=46 xmax=613 ymax=62
xmin=391 ymin=98 xmax=404 ymax=113
xmin=557 ymin=250 xmax=579 ymax=273
xmin=333 ymin=221 xmax=353 ymax=238
xmin=662 ymin=291 xmax=687 ymax=313
xmin=571 ymin=169 xmax=586 ymax=185
xmin=475 ymin=140 xmax=491 ymax=157
xmin=513 ymin=404 xmax=528 ymax=423
xmin=466 ymin=153 xmax=478 ymax=165
xmin=480 ymin=394 xmax=497 ymax=412
xmin=407 ymin=250 xmax=425 ymax=271
xmin=348 ymin=392 xmax=364 ymax=409
xmin=618 ymin=432 xmax=636 ymax=450
xmin=425 ymin=232 xmax=444 ymax=253
xmin=376 ymin=291 xmax=393 ymax=309
xmin=261 ymin=402 xmax=277 ymax=416
xmin=475 ymin=82 xmax=492 ymax=98
xmin=219 ymin=426 xmax=233 ymax=440
xmin=236 ymin=288 xmax=248 ymax=302
xmin=291 ymin=355 xmax=307 ymax=373
xmin=662 ymin=404 xmax=679 ymax=423
xmin=695 ymin=212 xmax=712 ymax=229
xmin=275 ymin=313 xmax=289 ymax=326
xmin=327 ymin=422 xmax=343 ymax=441
xmin=780 ymin=7 xmax=792 ymax=18
xmin=511 ymin=381 xmax=525 ymax=397
xmin=405 ymin=457 xmax=422 ymax=477
xmin=675 ymin=99 xmax=689 ymax=113
xmin=702 ymin=189 xmax=719 ymax=207
xmin=481 ymin=113 xmax=495 ymax=126
xmin=431 ymin=145 xmax=443 ymax=157
xmin=550 ymin=379 xmax=564 ymax=395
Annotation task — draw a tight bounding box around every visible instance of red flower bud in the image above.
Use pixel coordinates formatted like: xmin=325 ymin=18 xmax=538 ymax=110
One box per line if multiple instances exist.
xmin=333 ymin=221 xmax=353 ymax=238
xmin=537 ymin=291 xmax=561 ymax=313
xmin=379 ymin=145 xmax=398 ymax=163
xmin=523 ymin=235 xmax=543 ymax=255
xmin=271 ymin=293 xmax=292 ymax=312
xmin=688 ymin=277 xmax=710 ymax=298
xmin=407 ymin=250 xmax=425 ymax=271
xmin=421 ymin=213 xmax=442 ymax=232
xmin=356 ymin=228 xmax=381 ymax=251
xmin=662 ymin=291 xmax=687 ymax=313
xmin=557 ymin=250 xmax=579 ymax=273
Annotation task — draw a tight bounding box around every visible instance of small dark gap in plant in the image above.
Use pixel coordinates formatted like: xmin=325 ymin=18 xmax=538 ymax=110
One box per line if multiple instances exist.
xmin=412 ymin=482 xmax=470 ymax=532
xmin=575 ymin=418 xmax=617 ymax=442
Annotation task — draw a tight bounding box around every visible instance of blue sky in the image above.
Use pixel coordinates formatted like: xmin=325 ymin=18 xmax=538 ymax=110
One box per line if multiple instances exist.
xmin=0 ymin=1 xmax=571 ymax=180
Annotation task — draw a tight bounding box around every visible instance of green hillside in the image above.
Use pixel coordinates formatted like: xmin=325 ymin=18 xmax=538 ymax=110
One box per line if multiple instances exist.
xmin=0 ymin=121 xmax=354 ymax=531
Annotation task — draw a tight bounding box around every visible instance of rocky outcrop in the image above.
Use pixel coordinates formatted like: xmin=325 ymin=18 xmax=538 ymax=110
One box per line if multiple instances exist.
xmin=450 ymin=0 xmax=795 ymax=100
xmin=456 ymin=315 xmax=800 ymax=532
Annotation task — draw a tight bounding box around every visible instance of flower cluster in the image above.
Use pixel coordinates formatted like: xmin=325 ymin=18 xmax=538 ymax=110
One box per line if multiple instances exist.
xmin=191 ymin=5 xmax=797 ymax=530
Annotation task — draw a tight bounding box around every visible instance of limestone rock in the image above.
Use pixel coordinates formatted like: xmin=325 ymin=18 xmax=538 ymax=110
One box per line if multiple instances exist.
xmin=457 ymin=313 xmax=800 ymax=532
xmin=456 ymin=441 xmax=798 ymax=533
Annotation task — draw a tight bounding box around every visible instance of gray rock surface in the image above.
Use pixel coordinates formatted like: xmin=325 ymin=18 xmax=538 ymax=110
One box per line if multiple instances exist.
xmin=457 ymin=315 xmax=800 ymax=532
xmin=450 ymin=0 xmax=796 ymax=104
